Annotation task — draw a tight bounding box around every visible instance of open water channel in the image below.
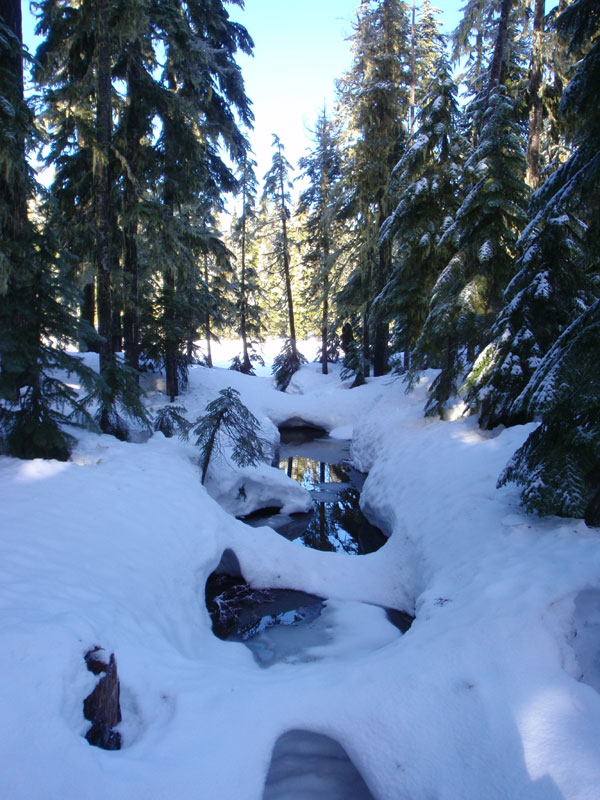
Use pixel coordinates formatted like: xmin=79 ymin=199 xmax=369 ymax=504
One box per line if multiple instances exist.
xmin=204 ymin=427 xmax=412 ymax=799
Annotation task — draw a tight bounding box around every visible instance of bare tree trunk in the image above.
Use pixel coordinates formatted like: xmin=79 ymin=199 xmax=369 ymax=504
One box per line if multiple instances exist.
xmin=123 ymin=40 xmax=142 ymax=372
xmin=488 ymin=0 xmax=512 ymax=94
xmin=94 ymin=0 xmax=114 ymax=376
xmin=204 ymin=253 xmax=213 ymax=368
xmin=239 ymin=176 xmax=252 ymax=373
xmin=526 ymin=0 xmax=545 ymax=189
xmin=409 ymin=0 xmax=417 ymax=135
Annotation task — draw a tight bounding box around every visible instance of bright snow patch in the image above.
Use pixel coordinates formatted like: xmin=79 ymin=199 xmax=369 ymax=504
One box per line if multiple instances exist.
xmin=1 ymin=340 xmax=599 ymax=799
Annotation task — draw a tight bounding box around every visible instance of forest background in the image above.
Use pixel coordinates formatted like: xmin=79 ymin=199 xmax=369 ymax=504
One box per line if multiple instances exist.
xmin=0 ymin=0 xmax=598 ymax=525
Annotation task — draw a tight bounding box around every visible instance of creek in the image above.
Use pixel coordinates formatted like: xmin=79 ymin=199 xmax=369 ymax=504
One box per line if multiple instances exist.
xmin=205 ymin=426 xmax=411 ymax=798
xmin=205 ymin=428 xmax=411 ymax=667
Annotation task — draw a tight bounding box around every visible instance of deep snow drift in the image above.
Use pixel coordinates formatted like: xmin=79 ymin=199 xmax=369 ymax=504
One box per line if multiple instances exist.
xmin=1 ymin=341 xmax=600 ymax=799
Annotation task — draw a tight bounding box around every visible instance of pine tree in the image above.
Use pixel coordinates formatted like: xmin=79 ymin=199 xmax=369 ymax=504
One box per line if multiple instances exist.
xmin=230 ymin=153 xmax=264 ymax=374
xmin=466 ymin=212 xmax=593 ymax=428
xmin=415 ymin=81 xmax=529 ymax=416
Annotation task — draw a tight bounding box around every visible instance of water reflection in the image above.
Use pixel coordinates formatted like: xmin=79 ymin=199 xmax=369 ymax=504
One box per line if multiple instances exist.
xmin=275 ymin=443 xmax=386 ymax=555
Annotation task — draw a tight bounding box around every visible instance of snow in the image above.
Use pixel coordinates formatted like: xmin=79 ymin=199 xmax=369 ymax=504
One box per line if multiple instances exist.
xmin=1 ymin=342 xmax=600 ymax=799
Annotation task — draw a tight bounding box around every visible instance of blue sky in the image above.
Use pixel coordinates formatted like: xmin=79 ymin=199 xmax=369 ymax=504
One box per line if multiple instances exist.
xmin=22 ymin=0 xmax=463 ymax=188
xmin=229 ymin=0 xmax=463 ymax=179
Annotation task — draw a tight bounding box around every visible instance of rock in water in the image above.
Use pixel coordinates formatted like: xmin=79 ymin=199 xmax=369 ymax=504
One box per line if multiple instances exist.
xmin=83 ymin=648 xmax=122 ymax=750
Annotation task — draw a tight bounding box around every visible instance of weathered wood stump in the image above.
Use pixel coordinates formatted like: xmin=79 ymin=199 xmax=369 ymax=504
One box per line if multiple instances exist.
xmin=83 ymin=648 xmax=122 ymax=750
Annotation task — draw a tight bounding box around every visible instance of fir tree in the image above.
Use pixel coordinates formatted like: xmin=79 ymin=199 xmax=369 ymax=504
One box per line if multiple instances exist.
xmin=230 ymin=153 xmax=264 ymax=374
xmin=0 ymin=0 xmax=97 ymax=460
xmin=497 ymin=0 xmax=600 ymax=523
xmin=337 ymin=0 xmax=412 ymax=377
xmin=466 ymin=212 xmax=593 ymax=429
xmin=153 ymin=404 xmax=192 ymax=440
xmin=414 ymin=82 xmax=529 ymax=416
xmin=263 ymin=134 xmax=304 ymax=389
xmin=298 ymin=109 xmax=345 ymax=375
xmin=378 ymin=52 xmax=467 ymax=373
xmin=194 ymin=388 xmax=266 ymax=484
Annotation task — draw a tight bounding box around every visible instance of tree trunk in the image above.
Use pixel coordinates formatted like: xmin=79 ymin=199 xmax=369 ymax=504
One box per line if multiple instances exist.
xmin=203 ymin=253 xmax=213 ymax=368
xmin=321 ymin=271 xmax=329 ymax=376
xmin=277 ymin=148 xmax=297 ymax=358
xmin=488 ymin=0 xmax=512 ymax=93
xmin=0 ymin=0 xmax=30 ymax=397
xmin=122 ymin=40 xmax=142 ymax=372
xmin=526 ymin=0 xmax=545 ymax=189
xmin=409 ymin=0 xmax=417 ymax=135
xmin=80 ymin=281 xmax=99 ymax=352
xmin=362 ymin=302 xmax=371 ymax=379
xmin=240 ymin=177 xmax=252 ymax=373
xmin=164 ymin=269 xmax=179 ymax=401
xmin=94 ymin=0 xmax=114 ymax=375
xmin=163 ymin=65 xmax=179 ymax=400
xmin=373 ymin=211 xmax=391 ymax=376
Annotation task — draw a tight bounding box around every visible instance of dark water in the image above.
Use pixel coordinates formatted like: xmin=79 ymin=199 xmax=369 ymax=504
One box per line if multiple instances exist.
xmin=244 ymin=437 xmax=387 ymax=556
xmin=204 ymin=434 xmax=411 ymax=669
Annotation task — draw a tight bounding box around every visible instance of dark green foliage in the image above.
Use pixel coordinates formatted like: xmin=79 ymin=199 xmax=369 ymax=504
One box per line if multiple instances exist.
xmin=193 ymin=388 xmax=266 ymax=483
xmin=379 ymin=54 xmax=467 ymax=373
xmin=272 ymin=338 xmax=308 ymax=392
xmin=496 ymin=0 xmax=600 ymax=521
xmin=466 ymin=213 xmax=593 ymax=428
xmin=83 ymin=358 xmax=150 ymax=441
xmin=498 ymin=300 xmax=600 ymax=522
xmin=414 ymin=84 xmax=529 ymax=416
xmin=298 ymin=109 xmax=345 ymax=376
xmin=340 ymin=322 xmax=367 ymax=387
xmin=153 ymin=404 xmax=191 ymax=440
xmin=229 ymin=352 xmax=264 ymax=375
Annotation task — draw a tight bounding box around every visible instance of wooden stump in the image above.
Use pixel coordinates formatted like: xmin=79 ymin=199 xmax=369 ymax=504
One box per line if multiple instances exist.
xmin=83 ymin=648 xmax=122 ymax=750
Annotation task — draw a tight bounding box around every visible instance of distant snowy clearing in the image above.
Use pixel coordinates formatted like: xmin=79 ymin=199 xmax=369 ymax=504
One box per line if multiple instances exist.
xmin=1 ymin=340 xmax=599 ymax=799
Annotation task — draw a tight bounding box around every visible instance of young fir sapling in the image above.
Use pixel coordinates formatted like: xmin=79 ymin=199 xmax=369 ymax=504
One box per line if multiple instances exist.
xmin=193 ymin=388 xmax=267 ymax=483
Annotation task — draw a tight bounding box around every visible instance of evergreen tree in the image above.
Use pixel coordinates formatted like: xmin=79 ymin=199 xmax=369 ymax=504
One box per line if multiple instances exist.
xmin=194 ymin=387 xmax=266 ymax=484
xmin=0 ymin=0 xmax=97 ymax=459
xmin=497 ymin=0 xmax=600 ymax=523
xmin=262 ymin=134 xmax=305 ymax=389
xmin=378 ymin=52 xmax=467 ymax=373
xmin=337 ymin=0 xmax=412 ymax=377
xmin=230 ymin=153 xmax=264 ymax=374
xmin=298 ymin=109 xmax=345 ymax=375
xmin=414 ymin=82 xmax=529 ymax=416
xmin=153 ymin=404 xmax=192 ymax=440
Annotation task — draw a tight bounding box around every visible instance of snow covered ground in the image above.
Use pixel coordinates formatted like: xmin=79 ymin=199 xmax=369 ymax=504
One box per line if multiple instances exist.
xmin=1 ymin=340 xmax=600 ymax=799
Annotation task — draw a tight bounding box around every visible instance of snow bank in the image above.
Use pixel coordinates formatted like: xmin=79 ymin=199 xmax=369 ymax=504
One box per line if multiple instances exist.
xmin=1 ymin=350 xmax=599 ymax=799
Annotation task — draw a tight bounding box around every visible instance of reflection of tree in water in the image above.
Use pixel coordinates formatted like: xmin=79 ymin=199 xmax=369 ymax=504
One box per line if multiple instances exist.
xmin=283 ymin=456 xmax=350 ymax=489
xmin=279 ymin=455 xmax=385 ymax=554
xmin=301 ymin=487 xmax=379 ymax=555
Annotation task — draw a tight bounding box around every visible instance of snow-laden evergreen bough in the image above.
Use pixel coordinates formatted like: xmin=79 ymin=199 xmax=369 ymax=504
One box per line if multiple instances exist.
xmin=194 ymin=387 xmax=267 ymax=484
xmin=492 ymin=0 xmax=600 ymax=524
